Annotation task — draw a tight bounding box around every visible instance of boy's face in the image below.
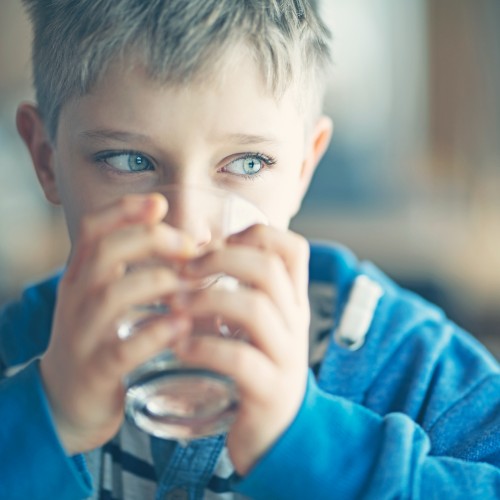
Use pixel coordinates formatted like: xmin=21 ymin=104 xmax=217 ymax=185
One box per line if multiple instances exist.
xmin=21 ymin=51 xmax=332 ymax=245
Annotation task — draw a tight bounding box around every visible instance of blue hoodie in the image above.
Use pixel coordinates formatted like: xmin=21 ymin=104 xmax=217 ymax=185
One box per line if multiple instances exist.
xmin=1 ymin=243 xmax=499 ymax=499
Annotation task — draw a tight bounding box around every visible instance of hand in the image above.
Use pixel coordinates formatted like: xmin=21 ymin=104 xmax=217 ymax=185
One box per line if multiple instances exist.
xmin=40 ymin=194 xmax=195 ymax=455
xmin=173 ymin=225 xmax=310 ymax=474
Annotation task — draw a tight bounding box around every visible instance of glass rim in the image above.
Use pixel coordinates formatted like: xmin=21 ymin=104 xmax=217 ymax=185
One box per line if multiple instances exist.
xmin=146 ymin=183 xmax=269 ymax=225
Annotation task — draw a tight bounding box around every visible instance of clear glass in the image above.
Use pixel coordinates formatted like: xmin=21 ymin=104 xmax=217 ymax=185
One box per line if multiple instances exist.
xmin=119 ymin=185 xmax=267 ymax=440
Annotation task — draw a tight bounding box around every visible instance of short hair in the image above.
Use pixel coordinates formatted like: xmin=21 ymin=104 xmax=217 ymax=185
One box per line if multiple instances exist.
xmin=23 ymin=0 xmax=332 ymax=141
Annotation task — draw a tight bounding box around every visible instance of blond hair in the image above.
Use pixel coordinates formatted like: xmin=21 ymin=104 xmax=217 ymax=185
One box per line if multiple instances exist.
xmin=23 ymin=0 xmax=331 ymax=140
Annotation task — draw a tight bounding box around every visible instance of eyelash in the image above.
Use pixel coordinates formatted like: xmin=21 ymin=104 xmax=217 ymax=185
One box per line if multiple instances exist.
xmin=222 ymin=152 xmax=277 ymax=181
xmin=93 ymin=150 xmax=277 ymax=178
xmin=94 ymin=150 xmax=155 ymax=174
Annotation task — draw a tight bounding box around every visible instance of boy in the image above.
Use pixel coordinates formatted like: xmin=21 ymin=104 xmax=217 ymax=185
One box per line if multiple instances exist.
xmin=1 ymin=0 xmax=499 ymax=498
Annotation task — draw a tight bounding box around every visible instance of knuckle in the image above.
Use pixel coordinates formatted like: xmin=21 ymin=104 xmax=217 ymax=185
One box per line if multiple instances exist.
xmin=231 ymin=344 xmax=252 ymax=373
xmin=262 ymin=253 xmax=283 ymax=277
xmin=230 ymin=345 xmax=245 ymax=366
xmin=291 ymin=232 xmax=309 ymax=257
xmin=95 ymin=284 xmax=116 ymax=311
xmin=111 ymin=342 xmax=131 ymax=367
xmin=186 ymin=338 xmax=204 ymax=358
xmin=92 ymin=237 xmax=110 ymax=263
xmin=246 ymin=290 xmax=268 ymax=318
xmin=75 ymin=291 xmax=97 ymax=322
xmin=144 ymin=223 xmax=162 ymax=244
xmin=150 ymin=267 xmax=173 ymax=288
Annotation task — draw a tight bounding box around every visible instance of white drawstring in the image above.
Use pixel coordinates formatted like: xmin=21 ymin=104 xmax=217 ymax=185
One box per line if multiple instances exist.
xmin=334 ymin=275 xmax=384 ymax=350
xmin=4 ymin=355 xmax=42 ymax=378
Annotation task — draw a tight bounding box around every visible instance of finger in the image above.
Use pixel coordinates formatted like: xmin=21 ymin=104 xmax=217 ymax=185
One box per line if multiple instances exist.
xmin=79 ymin=222 xmax=197 ymax=290
xmin=228 ymin=225 xmax=310 ymax=305
xmin=182 ymin=245 xmax=297 ymax=325
xmin=77 ymin=266 xmax=184 ymax=348
xmin=65 ymin=193 xmax=168 ymax=282
xmin=96 ymin=314 xmax=191 ymax=378
xmin=173 ymin=287 xmax=289 ymax=363
xmin=172 ymin=334 xmax=276 ymax=401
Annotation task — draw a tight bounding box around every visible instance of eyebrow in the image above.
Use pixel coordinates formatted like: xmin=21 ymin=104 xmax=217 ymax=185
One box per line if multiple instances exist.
xmin=219 ymin=133 xmax=279 ymax=145
xmin=79 ymin=129 xmax=153 ymax=144
xmin=80 ymin=129 xmax=278 ymax=146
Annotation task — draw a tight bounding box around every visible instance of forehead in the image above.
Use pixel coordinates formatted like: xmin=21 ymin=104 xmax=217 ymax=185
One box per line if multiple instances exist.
xmin=58 ymin=51 xmax=306 ymax=146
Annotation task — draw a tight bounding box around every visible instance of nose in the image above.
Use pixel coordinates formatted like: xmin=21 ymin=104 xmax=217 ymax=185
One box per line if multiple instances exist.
xmin=161 ymin=185 xmax=221 ymax=250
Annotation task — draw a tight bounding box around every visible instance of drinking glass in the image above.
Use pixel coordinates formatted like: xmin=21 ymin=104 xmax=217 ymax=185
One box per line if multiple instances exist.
xmin=119 ymin=185 xmax=267 ymax=440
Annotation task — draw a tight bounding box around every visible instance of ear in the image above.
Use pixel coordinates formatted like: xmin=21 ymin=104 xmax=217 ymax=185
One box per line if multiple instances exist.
xmin=292 ymin=115 xmax=333 ymax=214
xmin=16 ymin=103 xmax=61 ymax=205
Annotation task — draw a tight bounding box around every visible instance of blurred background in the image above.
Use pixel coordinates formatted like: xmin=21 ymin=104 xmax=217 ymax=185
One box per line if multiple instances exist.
xmin=0 ymin=0 xmax=499 ymax=358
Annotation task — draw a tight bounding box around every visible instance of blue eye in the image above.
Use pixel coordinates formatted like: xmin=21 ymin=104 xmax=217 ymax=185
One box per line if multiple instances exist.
xmin=225 ymin=155 xmax=273 ymax=177
xmin=97 ymin=152 xmax=155 ymax=172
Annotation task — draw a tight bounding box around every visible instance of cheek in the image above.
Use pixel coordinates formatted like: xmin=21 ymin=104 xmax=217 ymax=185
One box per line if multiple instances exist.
xmin=256 ymin=177 xmax=304 ymax=229
xmin=266 ymin=198 xmax=301 ymax=229
xmin=58 ymin=188 xmax=92 ymax=244
xmin=54 ymin=160 xmax=105 ymax=243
